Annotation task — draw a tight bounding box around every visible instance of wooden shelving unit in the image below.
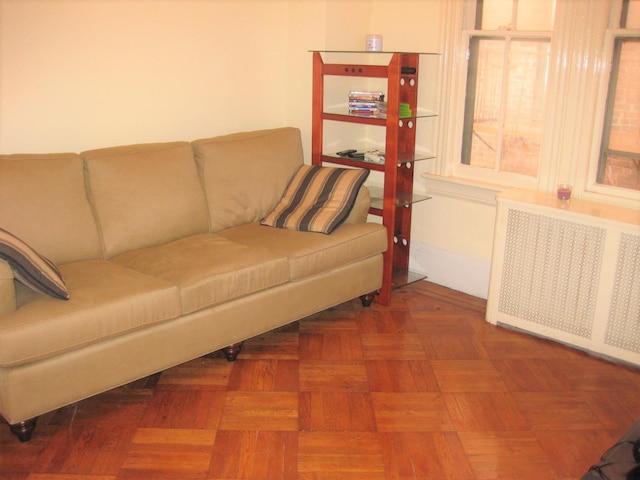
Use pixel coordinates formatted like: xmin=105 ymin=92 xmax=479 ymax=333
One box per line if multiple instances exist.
xmin=311 ymin=51 xmax=437 ymax=305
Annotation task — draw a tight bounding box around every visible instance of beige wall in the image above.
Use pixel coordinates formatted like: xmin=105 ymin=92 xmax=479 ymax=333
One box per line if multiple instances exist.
xmin=0 ymin=0 xmax=310 ymax=152
xmin=0 ymin=0 xmax=494 ymax=298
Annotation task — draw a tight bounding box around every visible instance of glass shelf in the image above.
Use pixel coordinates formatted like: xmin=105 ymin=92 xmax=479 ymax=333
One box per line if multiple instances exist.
xmin=320 ymin=151 xmax=435 ymax=171
xmin=323 ymin=107 xmax=438 ymax=121
xmin=309 ymin=50 xmax=439 ymax=56
xmin=368 ymin=186 xmax=432 ymax=211
xmin=392 ymin=267 xmax=427 ymax=289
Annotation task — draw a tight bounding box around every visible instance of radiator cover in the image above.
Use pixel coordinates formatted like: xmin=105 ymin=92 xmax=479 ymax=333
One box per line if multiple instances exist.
xmin=487 ymin=189 xmax=640 ymax=367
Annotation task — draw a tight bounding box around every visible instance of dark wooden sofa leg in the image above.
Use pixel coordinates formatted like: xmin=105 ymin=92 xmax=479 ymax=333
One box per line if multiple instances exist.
xmin=360 ymin=291 xmax=377 ymax=307
xmin=221 ymin=342 xmax=243 ymax=361
xmin=9 ymin=417 xmax=37 ymax=442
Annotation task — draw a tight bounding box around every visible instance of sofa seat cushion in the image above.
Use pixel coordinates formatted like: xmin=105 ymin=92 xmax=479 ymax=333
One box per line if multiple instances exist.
xmin=111 ymin=233 xmax=290 ymax=315
xmin=218 ymin=222 xmax=388 ymax=281
xmin=0 ymin=260 xmax=181 ymax=367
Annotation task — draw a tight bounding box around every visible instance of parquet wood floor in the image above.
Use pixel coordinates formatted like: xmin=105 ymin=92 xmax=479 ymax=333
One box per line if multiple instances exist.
xmin=1 ymin=281 xmax=639 ymax=479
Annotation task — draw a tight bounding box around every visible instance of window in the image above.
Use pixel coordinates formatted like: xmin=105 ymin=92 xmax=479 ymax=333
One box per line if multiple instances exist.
xmin=461 ymin=0 xmax=554 ymax=179
xmin=441 ymin=0 xmax=640 ymax=206
xmin=597 ymin=0 xmax=640 ymax=191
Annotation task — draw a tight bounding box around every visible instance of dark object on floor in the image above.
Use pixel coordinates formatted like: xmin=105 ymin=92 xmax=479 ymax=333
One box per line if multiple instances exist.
xmin=582 ymin=419 xmax=640 ymax=480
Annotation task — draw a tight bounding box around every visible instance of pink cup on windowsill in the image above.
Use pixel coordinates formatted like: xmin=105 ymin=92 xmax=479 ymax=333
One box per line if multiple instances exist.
xmin=557 ymin=184 xmax=572 ymax=201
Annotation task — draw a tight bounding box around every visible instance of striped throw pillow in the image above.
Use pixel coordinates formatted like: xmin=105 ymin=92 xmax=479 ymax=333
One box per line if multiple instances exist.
xmin=0 ymin=228 xmax=70 ymax=300
xmin=261 ymin=165 xmax=369 ymax=234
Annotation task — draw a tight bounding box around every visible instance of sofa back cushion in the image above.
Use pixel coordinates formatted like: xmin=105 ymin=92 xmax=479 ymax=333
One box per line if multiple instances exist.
xmin=0 ymin=153 xmax=103 ymax=264
xmin=82 ymin=142 xmax=209 ymax=258
xmin=192 ymin=127 xmax=303 ymax=232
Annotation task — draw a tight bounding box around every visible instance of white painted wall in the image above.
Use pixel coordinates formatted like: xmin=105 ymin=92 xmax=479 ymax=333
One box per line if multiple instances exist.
xmin=0 ymin=0 xmax=496 ymax=299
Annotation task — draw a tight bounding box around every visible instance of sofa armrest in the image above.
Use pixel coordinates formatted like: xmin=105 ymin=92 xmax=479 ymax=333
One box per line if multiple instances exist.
xmin=344 ymin=186 xmax=372 ymax=224
xmin=0 ymin=259 xmax=17 ymax=316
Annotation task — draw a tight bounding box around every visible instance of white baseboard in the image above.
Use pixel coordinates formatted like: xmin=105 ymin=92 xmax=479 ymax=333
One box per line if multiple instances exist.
xmin=409 ymin=241 xmax=491 ymax=300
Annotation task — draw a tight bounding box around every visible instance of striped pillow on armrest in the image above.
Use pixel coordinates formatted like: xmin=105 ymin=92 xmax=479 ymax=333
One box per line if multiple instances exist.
xmin=0 ymin=228 xmax=70 ymax=300
xmin=261 ymin=165 xmax=369 ymax=234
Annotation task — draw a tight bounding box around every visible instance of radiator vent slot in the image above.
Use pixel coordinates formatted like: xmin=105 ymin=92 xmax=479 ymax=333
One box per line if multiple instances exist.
xmin=605 ymin=233 xmax=640 ymax=353
xmin=498 ymin=209 xmax=606 ymax=338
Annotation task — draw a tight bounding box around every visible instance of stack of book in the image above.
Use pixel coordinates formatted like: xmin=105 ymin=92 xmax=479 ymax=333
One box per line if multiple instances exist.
xmin=348 ymin=91 xmax=385 ymax=117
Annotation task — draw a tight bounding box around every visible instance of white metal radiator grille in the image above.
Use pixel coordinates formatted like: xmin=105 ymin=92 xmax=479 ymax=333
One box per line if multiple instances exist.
xmin=487 ymin=190 xmax=640 ymax=366
xmin=498 ymin=209 xmax=606 ymax=338
xmin=604 ymin=233 xmax=640 ymax=353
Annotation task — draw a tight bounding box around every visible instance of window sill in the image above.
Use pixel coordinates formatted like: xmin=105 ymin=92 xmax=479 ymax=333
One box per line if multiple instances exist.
xmin=422 ymin=174 xmax=506 ymax=206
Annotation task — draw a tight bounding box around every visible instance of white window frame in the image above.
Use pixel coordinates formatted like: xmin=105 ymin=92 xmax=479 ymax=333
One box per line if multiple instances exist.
xmin=454 ymin=26 xmax=551 ymax=188
xmin=585 ymin=27 xmax=640 ymax=205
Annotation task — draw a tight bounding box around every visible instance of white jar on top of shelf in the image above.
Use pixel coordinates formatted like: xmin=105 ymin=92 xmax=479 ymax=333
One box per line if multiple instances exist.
xmin=365 ymin=34 xmax=383 ymax=52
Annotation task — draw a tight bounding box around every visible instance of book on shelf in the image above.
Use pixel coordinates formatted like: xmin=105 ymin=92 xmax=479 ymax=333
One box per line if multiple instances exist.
xmin=346 ymin=91 xmax=412 ymax=118
xmin=348 ymin=90 xmax=385 ymax=117
xmin=348 ymin=91 xmax=384 ymax=102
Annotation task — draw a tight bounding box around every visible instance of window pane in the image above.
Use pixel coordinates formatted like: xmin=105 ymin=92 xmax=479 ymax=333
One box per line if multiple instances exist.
xmin=517 ymin=0 xmax=555 ymax=30
xmin=625 ymin=0 xmax=640 ymax=28
xmin=478 ymin=0 xmax=554 ymax=30
xmin=501 ymin=40 xmax=549 ymax=175
xmin=479 ymin=0 xmax=513 ymax=30
xmin=464 ymin=38 xmax=505 ymax=170
xmin=599 ymin=38 xmax=640 ymax=190
xmin=463 ymin=38 xmax=549 ymax=176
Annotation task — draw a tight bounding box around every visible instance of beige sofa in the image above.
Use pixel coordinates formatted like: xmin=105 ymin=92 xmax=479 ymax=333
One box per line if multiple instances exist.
xmin=0 ymin=127 xmax=387 ymax=442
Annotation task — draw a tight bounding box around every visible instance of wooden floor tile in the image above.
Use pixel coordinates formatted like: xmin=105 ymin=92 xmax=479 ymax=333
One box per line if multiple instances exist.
xmin=371 ymin=392 xmax=454 ymax=432
xmin=361 ymin=333 xmax=427 ymax=360
xmin=35 ymin=426 xmax=135 ymax=476
xmin=299 ymin=360 xmax=369 ymax=392
xmin=535 ymin=429 xmax=617 ymax=479
xmin=299 ymin=315 xmax=359 ymax=334
xmin=365 ymin=359 xmax=440 ymax=392
xmin=227 ymin=359 xmax=299 ymax=391
xmin=582 ymin=389 xmax=640 ymax=431
xmin=218 ymin=392 xmax=298 ymax=431
xmin=513 ymin=391 xmax=607 ymax=430
xmin=209 ymin=430 xmax=297 ymax=479
xmin=431 ymin=359 xmax=509 ymax=392
xmin=493 ymin=358 xmax=569 ymax=391
xmin=139 ymin=390 xmax=226 ymax=429
xmin=121 ymin=428 xmax=216 ymax=478
xmin=356 ymin=309 xmax=418 ymax=334
xmin=299 ymin=332 xmax=364 ymax=360
xmin=459 ymin=431 xmax=557 ymax=480
xmin=380 ymin=431 xmax=475 ymax=480
xmin=240 ymin=331 xmax=300 ymax=360
xmin=155 ymin=357 xmax=233 ymax=389
xmin=411 ymin=312 xmax=480 ymax=336
xmin=422 ymin=333 xmax=490 ymax=360
xmin=299 ymin=392 xmax=376 ymax=431
xmin=26 ymin=475 xmax=117 ymax=479
xmin=298 ymin=432 xmax=386 ymax=479
xmin=443 ymin=392 xmax=530 ymax=431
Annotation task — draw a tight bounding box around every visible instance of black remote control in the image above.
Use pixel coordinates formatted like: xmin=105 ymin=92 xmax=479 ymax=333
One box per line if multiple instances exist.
xmin=337 ymin=149 xmax=357 ymax=156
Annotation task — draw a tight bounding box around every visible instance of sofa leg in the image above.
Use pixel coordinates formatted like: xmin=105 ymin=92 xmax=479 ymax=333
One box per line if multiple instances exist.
xmin=360 ymin=291 xmax=377 ymax=307
xmin=9 ymin=417 xmax=37 ymax=442
xmin=221 ymin=342 xmax=243 ymax=361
